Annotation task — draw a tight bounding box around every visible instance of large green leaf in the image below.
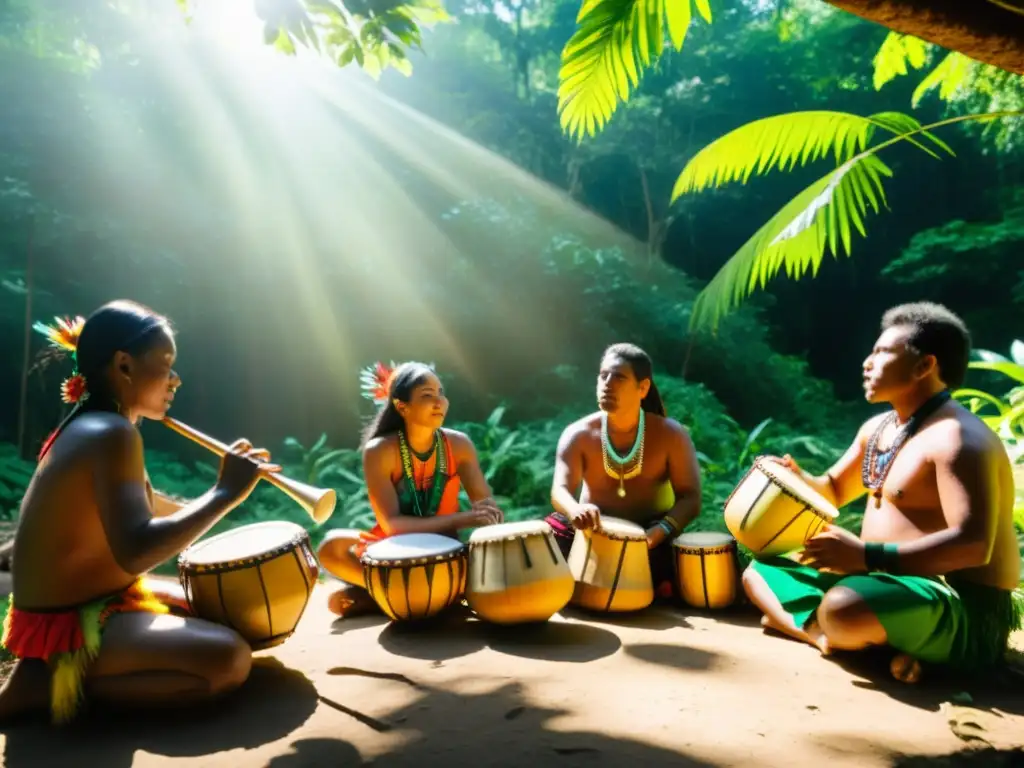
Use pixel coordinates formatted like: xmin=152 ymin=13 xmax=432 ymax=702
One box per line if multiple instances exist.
xmin=911 ymin=51 xmax=974 ymax=107
xmin=556 ymin=0 xmax=712 ymax=143
xmin=970 ymin=360 xmax=1024 ymax=386
xmin=689 ymin=153 xmax=894 ymax=332
xmin=872 ymin=31 xmax=930 ymax=91
xmin=671 ymin=110 xmax=952 ymax=203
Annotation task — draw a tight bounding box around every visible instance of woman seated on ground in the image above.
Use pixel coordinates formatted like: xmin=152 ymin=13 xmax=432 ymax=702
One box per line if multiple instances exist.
xmin=0 ymin=301 xmax=273 ymax=725
xmin=318 ymin=361 xmax=505 ymax=617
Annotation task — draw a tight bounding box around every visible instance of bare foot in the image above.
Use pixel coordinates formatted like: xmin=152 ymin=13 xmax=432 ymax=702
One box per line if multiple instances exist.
xmin=327 ymin=585 xmax=379 ymax=619
xmin=890 ymin=653 xmax=923 ymax=684
xmin=0 ymin=659 xmax=51 ymax=723
xmin=805 ymin=619 xmax=832 ymax=656
xmin=760 ymin=613 xmax=832 ymax=655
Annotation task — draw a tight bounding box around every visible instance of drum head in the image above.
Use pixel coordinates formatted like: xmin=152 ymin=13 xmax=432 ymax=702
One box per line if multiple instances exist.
xmin=673 ymin=531 xmax=735 ymax=548
xmin=595 ymin=516 xmax=646 ymax=540
xmin=468 ymin=520 xmax=550 ymax=544
xmin=183 ymin=521 xmax=307 ymax=565
xmin=756 ymin=458 xmax=839 ymax=519
xmin=363 ymin=533 xmax=464 ymax=563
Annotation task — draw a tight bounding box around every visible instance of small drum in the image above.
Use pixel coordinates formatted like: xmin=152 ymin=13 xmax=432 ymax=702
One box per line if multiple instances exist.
xmin=672 ymin=532 xmax=739 ymax=610
xmin=724 ymin=457 xmax=838 ymax=557
xmin=465 ymin=520 xmax=574 ymax=625
xmin=360 ymin=533 xmax=467 ymax=621
xmin=178 ymin=521 xmax=319 ymax=650
xmin=568 ymin=516 xmax=653 ymax=613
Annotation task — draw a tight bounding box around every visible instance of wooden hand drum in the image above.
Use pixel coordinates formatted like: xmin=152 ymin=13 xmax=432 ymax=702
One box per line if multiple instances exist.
xmin=672 ymin=531 xmax=739 ymax=610
xmin=178 ymin=521 xmax=319 ymax=650
xmin=568 ymin=517 xmax=653 ymax=613
xmin=465 ymin=520 xmax=574 ymax=625
xmin=723 ymin=457 xmax=838 ymax=557
xmin=360 ymin=533 xmax=467 ymax=621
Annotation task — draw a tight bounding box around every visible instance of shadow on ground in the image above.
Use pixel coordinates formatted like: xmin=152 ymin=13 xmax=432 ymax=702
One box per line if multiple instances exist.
xmin=313 ymin=674 xmax=722 ymax=766
xmin=0 ymin=657 xmax=319 ymax=767
xmin=890 ymin=747 xmax=1024 ymax=766
xmin=825 ymin=647 xmax=1024 ymax=720
xmin=375 ymin=607 xmax=624 ymax=663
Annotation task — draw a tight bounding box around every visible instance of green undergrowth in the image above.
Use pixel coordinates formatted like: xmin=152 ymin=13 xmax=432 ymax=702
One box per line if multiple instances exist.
xmin=1 ymin=370 xmax=1020 ymax=581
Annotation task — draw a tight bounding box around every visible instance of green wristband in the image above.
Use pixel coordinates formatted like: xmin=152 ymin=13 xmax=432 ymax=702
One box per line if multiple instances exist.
xmin=864 ymin=542 xmax=900 ymax=573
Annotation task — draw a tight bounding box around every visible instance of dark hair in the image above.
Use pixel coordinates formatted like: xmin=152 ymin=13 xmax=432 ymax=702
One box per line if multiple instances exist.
xmin=38 ymin=300 xmax=172 ymax=460
xmin=602 ymin=343 xmax=666 ymax=417
xmin=881 ymin=301 xmax=971 ymax=390
xmin=360 ymin=362 xmax=438 ymax=449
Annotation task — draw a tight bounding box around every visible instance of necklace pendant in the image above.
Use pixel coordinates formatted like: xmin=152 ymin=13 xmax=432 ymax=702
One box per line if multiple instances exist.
xmin=617 ymin=487 xmax=626 ymax=498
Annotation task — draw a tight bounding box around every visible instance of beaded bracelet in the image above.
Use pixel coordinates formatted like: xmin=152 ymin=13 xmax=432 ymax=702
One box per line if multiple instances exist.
xmin=656 ymin=519 xmax=676 ymax=538
xmin=864 ymin=542 xmax=900 ymax=573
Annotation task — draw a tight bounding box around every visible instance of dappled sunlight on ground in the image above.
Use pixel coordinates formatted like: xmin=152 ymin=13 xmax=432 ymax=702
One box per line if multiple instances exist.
xmin=1 ymin=587 xmax=1022 ymax=766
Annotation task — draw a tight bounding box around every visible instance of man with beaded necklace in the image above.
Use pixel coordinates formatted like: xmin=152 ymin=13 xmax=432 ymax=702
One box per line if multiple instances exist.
xmin=743 ymin=303 xmax=1022 ymax=682
xmin=545 ymin=343 xmax=703 ymax=599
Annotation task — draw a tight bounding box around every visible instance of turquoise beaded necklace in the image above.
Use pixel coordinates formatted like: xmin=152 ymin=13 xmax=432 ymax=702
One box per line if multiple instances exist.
xmin=601 ymin=409 xmax=645 ymax=497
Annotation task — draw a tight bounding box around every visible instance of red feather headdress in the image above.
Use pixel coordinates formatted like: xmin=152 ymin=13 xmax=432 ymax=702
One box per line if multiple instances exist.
xmin=359 ymin=361 xmax=398 ymax=407
xmin=359 ymin=360 xmax=438 ymax=408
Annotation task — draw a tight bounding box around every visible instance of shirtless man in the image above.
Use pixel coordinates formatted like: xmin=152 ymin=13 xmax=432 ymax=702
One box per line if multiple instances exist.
xmin=744 ymin=302 xmax=1022 ymax=680
xmin=0 ymin=300 xmax=277 ymax=723
xmin=546 ymin=343 xmax=703 ymax=598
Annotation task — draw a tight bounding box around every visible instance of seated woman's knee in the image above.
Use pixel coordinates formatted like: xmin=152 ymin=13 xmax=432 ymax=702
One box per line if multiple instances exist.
xmin=317 ymin=529 xmax=360 ymax=560
xmin=317 ymin=529 xmax=363 ymax=582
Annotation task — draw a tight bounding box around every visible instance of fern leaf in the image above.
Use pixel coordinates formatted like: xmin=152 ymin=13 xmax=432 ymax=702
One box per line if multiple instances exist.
xmin=872 ymin=31 xmax=930 ymax=91
xmin=911 ymin=52 xmax=974 ymax=107
xmin=671 ymin=110 xmax=949 ymax=203
xmin=689 ymin=154 xmax=892 ymax=332
xmin=557 ymin=0 xmax=712 ymax=142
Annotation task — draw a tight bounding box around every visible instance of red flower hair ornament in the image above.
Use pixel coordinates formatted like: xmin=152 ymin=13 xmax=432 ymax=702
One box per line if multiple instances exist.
xmin=33 ymin=315 xmax=90 ymax=405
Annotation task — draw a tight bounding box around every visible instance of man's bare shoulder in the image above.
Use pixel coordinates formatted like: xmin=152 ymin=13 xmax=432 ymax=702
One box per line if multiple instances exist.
xmin=558 ymin=413 xmax=601 ymax=448
xmin=647 ymin=413 xmax=692 ymax=443
xmin=929 ymin=406 xmax=1006 ymax=462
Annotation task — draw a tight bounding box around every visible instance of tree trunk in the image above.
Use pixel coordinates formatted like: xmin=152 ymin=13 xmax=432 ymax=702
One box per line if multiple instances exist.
xmin=820 ymin=0 xmax=1024 ymax=74
xmin=17 ymin=219 xmax=35 ymax=460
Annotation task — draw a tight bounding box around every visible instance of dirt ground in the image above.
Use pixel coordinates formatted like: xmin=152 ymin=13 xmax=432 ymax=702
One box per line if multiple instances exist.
xmin=1 ymin=582 xmax=1022 ymax=768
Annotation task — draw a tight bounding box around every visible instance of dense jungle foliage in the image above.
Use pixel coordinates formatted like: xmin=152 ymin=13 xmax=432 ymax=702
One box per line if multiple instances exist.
xmin=0 ymin=0 xmax=1021 ymax=578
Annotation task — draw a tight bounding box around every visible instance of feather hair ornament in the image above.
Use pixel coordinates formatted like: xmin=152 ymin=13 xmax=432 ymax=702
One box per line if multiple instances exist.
xmin=360 ymin=361 xmax=398 ymax=407
xmin=358 ymin=360 xmax=439 ymax=409
xmin=33 ymin=315 xmax=89 ymax=405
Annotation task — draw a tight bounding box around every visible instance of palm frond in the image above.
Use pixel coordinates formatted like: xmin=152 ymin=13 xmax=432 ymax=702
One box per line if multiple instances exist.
xmin=671 ymin=110 xmax=952 ymax=202
xmin=911 ymin=51 xmax=974 ymax=107
xmin=872 ymin=31 xmax=930 ymax=92
xmin=689 ymin=154 xmax=893 ymax=333
xmin=557 ymin=0 xmax=712 ymax=143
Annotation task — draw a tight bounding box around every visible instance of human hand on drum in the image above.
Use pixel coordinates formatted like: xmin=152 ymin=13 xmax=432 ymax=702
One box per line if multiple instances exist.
xmin=764 ymin=453 xmax=804 ymax=476
xmin=471 ymin=497 xmax=504 ymax=525
xmin=214 ymin=438 xmax=281 ymax=504
xmin=797 ymin=524 xmax=865 ymax=574
xmin=459 ymin=500 xmax=503 ymax=529
xmin=569 ymin=503 xmax=601 ymax=531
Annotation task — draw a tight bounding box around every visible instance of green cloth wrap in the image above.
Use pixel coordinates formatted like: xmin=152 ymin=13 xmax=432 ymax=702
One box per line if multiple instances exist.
xmin=750 ymin=556 xmax=1023 ymax=672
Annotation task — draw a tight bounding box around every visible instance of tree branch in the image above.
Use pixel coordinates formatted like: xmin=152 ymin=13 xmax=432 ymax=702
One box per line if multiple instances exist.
xmin=820 ymin=0 xmax=1024 ymax=74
